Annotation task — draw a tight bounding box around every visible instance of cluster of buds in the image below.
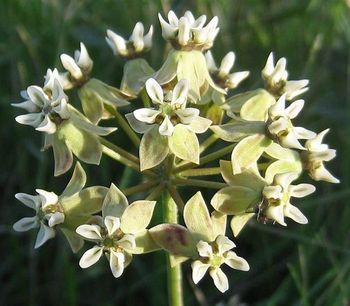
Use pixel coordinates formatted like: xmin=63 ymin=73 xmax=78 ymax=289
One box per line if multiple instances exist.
xmin=12 ymin=9 xmax=338 ymax=298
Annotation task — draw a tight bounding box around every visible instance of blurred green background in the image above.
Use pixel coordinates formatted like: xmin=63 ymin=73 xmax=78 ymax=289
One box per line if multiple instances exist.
xmin=1 ymin=0 xmax=349 ymax=305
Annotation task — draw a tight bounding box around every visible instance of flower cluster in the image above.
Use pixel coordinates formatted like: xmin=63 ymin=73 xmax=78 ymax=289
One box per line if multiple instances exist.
xmin=12 ymin=9 xmax=338 ymax=299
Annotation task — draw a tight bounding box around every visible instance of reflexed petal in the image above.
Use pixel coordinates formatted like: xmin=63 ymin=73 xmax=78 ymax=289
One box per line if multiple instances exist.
xmin=60 ymin=54 xmax=83 ymax=80
xmin=76 ymin=224 xmax=102 ymax=240
xmin=35 ymin=189 xmax=58 ymax=208
xmin=35 ymin=223 xmax=56 ymax=248
xmin=26 ymin=85 xmax=47 ymax=108
xmin=184 ymin=11 xmax=195 ymax=25
xmin=13 ymin=216 xmax=39 ymax=232
xmin=133 ymin=108 xmax=160 ymax=124
xmin=109 ymin=250 xmax=125 ymax=278
xmin=305 ymin=129 xmax=329 ymax=151
xmin=192 ymin=260 xmax=210 ymax=284
xmin=218 ymin=52 xmax=235 ymax=77
xmin=265 ymin=205 xmax=286 ymax=226
xmin=294 ymin=127 xmax=316 ymax=139
xmin=171 ymin=79 xmax=189 ymax=106
xmin=224 ymin=251 xmax=250 ymax=271
xmin=175 ymin=108 xmax=199 ymax=124
xmin=35 ymin=116 xmax=57 ymax=134
xmin=284 ymin=80 xmax=309 ymax=100
xmin=158 ymin=116 xmax=174 ymax=136
xmin=262 ymin=52 xmax=275 ymax=78
xmin=104 ymin=216 xmax=121 ymax=236
xmin=130 ymin=22 xmax=144 ymax=52
xmin=196 ymin=240 xmax=213 ymax=258
xmin=79 ymin=246 xmax=103 ymax=268
xmin=210 ymin=268 xmax=229 ymax=293
xmin=15 ymin=193 xmax=41 ymax=211
xmin=158 ymin=13 xmax=177 ymax=39
xmin=167 ymin=11 xmax=179 ymax=26
xmin=227 ymin=71 xmax=250 ymax=88
xmin=205 ymin=51 xmax=217 ymax=72
xmin=216 ymin=235 xmax=235 ymax=255
xmin=192 ymin=14 xmax=207 ymax=28
xmin=285 ymin=99 xmax=304 ymax=119
xmin=76 ymin=42 xmax=93 ymax=70
xmin=312 ymin=164 xmax=340 ymax=183
xmin=47 ymin=212 xmax=65 ymax=227
xmin=284 ymin=204 xmax=308 ymax=224
xmin=143 ymin=25 xmax=154 ymax=49
xmin=290 ymin=184 xmax=315 ymax=198
xmin=106 ymin=29 xmax=127 ymax=56
xmin=269 ymin=95 xmax=286 ymax=118
xmin=145 ymin=78 xmax=164 ymax=104
xmin=271 ymin=57 xmax=287 ymax=84
xmin=118 ymin=234 xmax=136 ymax=252
xmin=178 ymin=17 xmax=191 ymax=46
xmin=15 ymin=113 xmax=43 ymax=128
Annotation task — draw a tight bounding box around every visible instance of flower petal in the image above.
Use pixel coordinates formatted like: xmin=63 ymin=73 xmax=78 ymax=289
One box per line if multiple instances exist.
xmin=106 ymin=29 xmax=127 ymax=56
xmin=15 ymin=193 xmax=41 ymax=211
xmin=130 ymin=22 xmax=144 ymax=52
xmin=26 ymin=85 xmax=47 ymax=108
xmin=13 ymin=216 xmax=39 ymax=232
xmin=109 ymin=250 xmax=125 ymax=278
xmin=294 ymin=127 xmax=316 ymax=139
xmin=225 ymin=251 xmax=250 ymax=271
xmin=35 ymin=116 xmax=57 ymax=134
xmin=215 ymin=235 xmax=235 ymax=255
xmin=118 ymin=234 xmax=136 ymax=252
xmin=125 ymin=113 xmax=154 ymax=134
xmin=79 ymin=246 xmax=103 ymax=268
xmin=35 ymin=189 xmax=58 ymax=208
xmin=15 ymin=113 xmax=43 ymax=128
xmin=60 ymin=54 xmax=83 ymax=80
xmin=171 ymin=79 xmax=189 ymax=106
xmin=284 ymin=204 xmax=308 ymax=224
xmin=218 ymin=52 xmax=235 ymax=77
xmin=191 ymin=260 xmax=210 ymax=284
xmin=104 ymin=216 xmax=121 ymax=236
xmin=196 ymin=240 xmax=213 ymax=258
xmin=209 ymin=268 xmax=229 ymax=293
xmin=265 ymin=205 xmax=286 ymax=226
xmin=158 ymin=116 xmax=174 ymax=136
xmin=76 ymin=224 xmax=102 ymax=240
xmin=285 ymin=99 xmax=304 ymax=119
xmin=145 ymin=78 xmax=163 ymax=104
xmin=47 ymin=212 xmax=65 ymax=227
xmin=290 ymin=184 xmax=315 ymax=198
xmin=76 ymin=42 xmax=93 ymax=70
xmin=133 ymin=108 xmax=160 ymax=124
xmin=175 ymin=108 xmax=199 ymax=124
xmin=35 ymin=223 xmax=56 ymax=248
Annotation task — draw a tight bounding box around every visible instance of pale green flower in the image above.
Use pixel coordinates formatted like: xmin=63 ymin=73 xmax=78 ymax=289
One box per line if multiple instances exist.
xmin=76 ymin=184 xmax=157 ymax=278
xmin=13 ymin=189 xmax=63 ymax=248
xmin=60 ymin=42 xmax=93 ymax=88
xmin=262 ymin=52 xmax=309 ymax=100
xmin=302 ymin=129 xmax=339 ymax=183
xmin=192 ymin=235 xmax=249 ymax=293
xmin=106 ymin=22 xmax=153 ymax=58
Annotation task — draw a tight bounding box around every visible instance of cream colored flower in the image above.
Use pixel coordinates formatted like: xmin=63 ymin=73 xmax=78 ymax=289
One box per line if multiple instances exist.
xmin=13 ymin=190 xmax=64 ymax=248
xmin=192 ymin=235 xmax=249 ymax=293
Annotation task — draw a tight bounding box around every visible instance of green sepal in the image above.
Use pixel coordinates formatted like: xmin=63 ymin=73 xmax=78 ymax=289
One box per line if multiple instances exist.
xmin=230 ymin=213 xmax=256 ymax=237
xmin=149 ymin=224 xmax=197 ymax=257
xmin=102 ymin=183 xmax=128 ymax=218
xmin=169 ymin=125 xmax=199 ymax=164
xmin=51 ymin=133 xmax=73 ymax=176
xmin=131 ymin=229 xmax=161 ymax=254
xmin=121 ymin=58 xmax=154 ymax=96
xmin=61 ymin=162 xmax=87 ymax=198
xmin=60 ymin=227 xmax=84 ymax=253
xmin=264 ymin=142 xmax=301 ymax=161
xmin=140 ymin=126 xmax=169 ymax=171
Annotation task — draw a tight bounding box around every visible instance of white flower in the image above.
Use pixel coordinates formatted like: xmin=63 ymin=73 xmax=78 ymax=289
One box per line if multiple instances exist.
xmin=267 ymin=95 xmax=316 ymax=149
xmin=12 ymin=70 xmax=70 ymax=134
xmin=76 ymin=216 xmax=136 ymax=278
xmin=303 ymin=129 xmax=339 ymax=183
xmin=191 ymin=235 xmax=249 ymax=293
xmin=60 ymin=42 xmax=93 ymax=85
xmin=13 ymin=190 xmax=64 ymax=248
xmin=158 ymin=10 xmax=219 ymax=50
xmin=127 ymin=78 xmax=211 ymax=136
xmin=262 ymin=172 xmax=315 ymax=226
xmin=205 ymin=51 xmax=249 ymax=90
xmin=106 ymin=22 xmax=153 ymax=57
xmin=262 ymin=52 xmax=309 ymax=100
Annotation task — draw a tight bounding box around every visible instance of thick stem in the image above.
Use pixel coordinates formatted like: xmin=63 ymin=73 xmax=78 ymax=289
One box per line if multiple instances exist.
xmin=162 ymin=191 xmax=184 ymax=306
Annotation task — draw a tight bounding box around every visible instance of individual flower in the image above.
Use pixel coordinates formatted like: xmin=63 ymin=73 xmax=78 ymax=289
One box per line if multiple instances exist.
xmin=192 ymin=235 xmax=249 ymax=293
xmin=13 ymin=163 xmax=108 ymax=251
xmin=261 ymin=172 xmax=315 ymax=226
xmin=262 ymin=52 xmax=309 ymax=100
xmin=60 ymin=42 xmax=93 ymax=88
xmin=150 ymin=192 xmax=249 ymax=293
xmin=302 ymin=129 xmax=339 ymax=183
xmin=158 ymin=10 xmax=219 ymax=50
xmin=126 ymin=78 xmax=212 ymax=170
xmin=12 ymin=68 xmax=69 ymax=134
xmin=267 ymin=94 xmax=316 ymax=149
xmin=76 ymin=184 xmax=157 ymax=278
xmin=106 ymin=22 xmax=153 ymax=58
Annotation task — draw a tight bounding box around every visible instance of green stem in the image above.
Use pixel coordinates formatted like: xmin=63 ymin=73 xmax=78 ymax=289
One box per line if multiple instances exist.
xmin=178 ymin=167 xmax=221 ymax=177
xmin=172 ymin=177 xmax=226 ymax=189
xmin=122 ymin=180 xmax=159 ymax=196
xmin=162 ymin=191 xmax=184 ymax=306
xmin=146 ymin=183 xmax=165 ymax=201
xmin=199 ymin=134 xmax=218 ymax=153
xmin=166 ymin=184 xmax=185 ymax=212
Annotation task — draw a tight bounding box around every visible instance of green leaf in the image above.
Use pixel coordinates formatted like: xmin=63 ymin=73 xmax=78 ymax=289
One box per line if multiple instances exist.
xmin=265 ymin=160 xmax=303 ymax=184
xmin=140 ymin=126 xmax=169 ymax=171
xmin=240 ymin=89 xmax=276 ymax=121
xmin=230 ymin=213 xmax=256 ymax=237
xmin=131 ymin=229 xmax=161 ymax=254
xmin=79 ymin=85 xmax=105 ymax=124
xmin=58 ymin=120 xmax=102 ymax=165
xmin=61 ymin=186 xmax=108 ymax=215
xmin=102 ymin=183 xmax=128 ymax=218
xmin=149 ymin=224 xmax=197 ymax=257
xmin=231 ymin=134 xmax=272 ymax=174
xmin=121 ymin=58 xmax=154 ymax=96
xmin=60 ymin=227 xmax=84 ymax=253
xmin=211 ymin=186 xmax=261 ymax=215
xmin=211 ymin=121 xmax=266 ymax=142
xmin=184 ymin=192 xmax=215 ymax=241
xmin=52 ymin=133 xmax=73 ymax=176
xmin=169 ymin=125 xmax=199 ymax=164
xmin=121 ymin=200 xmax=156 ymax=234
xmin=61 ymin=162 xmax=86 ymax=198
